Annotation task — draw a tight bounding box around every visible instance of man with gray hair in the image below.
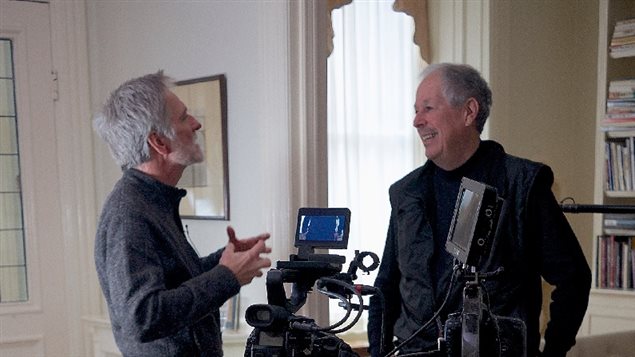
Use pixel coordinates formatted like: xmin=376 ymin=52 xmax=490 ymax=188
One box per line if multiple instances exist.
xmin=94 ymin=71 xmax=271 ymax=356
xmin=367 ymin=63 xmax=591 ymax=357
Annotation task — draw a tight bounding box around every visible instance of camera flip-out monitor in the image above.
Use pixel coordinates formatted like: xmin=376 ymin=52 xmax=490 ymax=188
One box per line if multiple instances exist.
xmin=295 ymin=207 xmax=351 ymax=250
xmin=275 ymin=207 xmax=351 ymax=269
xmin=445 ymin=178 xmax=503 ymax=267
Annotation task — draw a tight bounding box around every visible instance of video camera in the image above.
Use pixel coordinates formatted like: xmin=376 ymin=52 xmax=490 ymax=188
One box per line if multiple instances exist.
xmin=244 ymin=208 xmax=380 ymax=357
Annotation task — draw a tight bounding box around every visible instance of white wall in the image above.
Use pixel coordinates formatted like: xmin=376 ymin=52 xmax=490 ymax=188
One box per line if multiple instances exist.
xmin=86 ymin=0 xmax=293 ymax=347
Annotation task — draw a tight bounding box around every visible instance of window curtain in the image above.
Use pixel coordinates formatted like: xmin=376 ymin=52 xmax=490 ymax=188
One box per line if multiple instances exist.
xmin=327 ymin=0 xmax=425 ymax=326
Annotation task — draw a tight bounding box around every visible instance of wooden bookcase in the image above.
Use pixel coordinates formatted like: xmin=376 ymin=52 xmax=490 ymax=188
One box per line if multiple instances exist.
xmin=586 ymin=0 xmax=635 ymax=336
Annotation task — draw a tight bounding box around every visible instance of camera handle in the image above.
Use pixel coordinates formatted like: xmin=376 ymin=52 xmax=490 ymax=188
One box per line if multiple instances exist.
xmin=347 ymin=250 xmax=380 ymax=280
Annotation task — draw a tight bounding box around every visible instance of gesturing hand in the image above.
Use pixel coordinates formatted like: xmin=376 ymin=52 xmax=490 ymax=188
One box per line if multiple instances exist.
xmin=220 ymin=227 xmax=272 ymax=286
xmin=226 ymin=226 xmax=270 ymax=252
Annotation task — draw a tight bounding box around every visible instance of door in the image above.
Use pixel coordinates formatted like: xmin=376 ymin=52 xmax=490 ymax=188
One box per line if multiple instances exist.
xmin=0 ymin=1 xmax=70 ymax=356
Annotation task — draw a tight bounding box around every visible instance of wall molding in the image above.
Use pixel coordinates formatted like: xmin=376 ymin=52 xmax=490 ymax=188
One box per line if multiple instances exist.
xmin=49 ymin=0 xmax=98 ymax=355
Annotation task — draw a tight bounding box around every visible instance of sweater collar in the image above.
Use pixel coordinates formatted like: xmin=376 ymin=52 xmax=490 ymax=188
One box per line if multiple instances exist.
xmin=124 ymin=168 xmax=187 ymax=207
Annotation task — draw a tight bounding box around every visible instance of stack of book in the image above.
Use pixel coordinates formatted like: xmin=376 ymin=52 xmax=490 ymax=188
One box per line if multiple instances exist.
xmin=604 ymin=213 xmax=635 ymax=235
xmin=610 ymin=18 xmax=635 ymax=59
xmin=601 ymin=79 xmax=635 ymax=129
xmin=596 ymin=234 xmax=634 ymax=290
xmin=604 ymin=137 xmax=635 ymax=191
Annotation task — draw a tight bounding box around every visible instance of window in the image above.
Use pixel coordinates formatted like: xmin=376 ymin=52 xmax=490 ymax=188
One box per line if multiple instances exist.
xmin=0 ymin=38 xmax=28 ymax=303
xmin=327 ymin=1 xmax=425 ymax=327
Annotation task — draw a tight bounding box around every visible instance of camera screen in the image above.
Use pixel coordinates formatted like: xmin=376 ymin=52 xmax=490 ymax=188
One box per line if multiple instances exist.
xmin=294 ymin=208 xmax=350 ymax=249
xmin=450 ymin=188 xmax=481 ymax=250
xmin=446 ymin=177 xmax=501 ymax=266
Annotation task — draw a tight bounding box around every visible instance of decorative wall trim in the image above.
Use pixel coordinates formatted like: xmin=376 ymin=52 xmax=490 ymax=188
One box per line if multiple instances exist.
xmin=288 ymin=0 xmax=330 ymax=326
xmin=49 ymin=0 xmax=98 ymax=355
xmin=326 ymin=0 xmax=431 ymax=63
xmin=0 ymin=334 xmax=44 ymax=356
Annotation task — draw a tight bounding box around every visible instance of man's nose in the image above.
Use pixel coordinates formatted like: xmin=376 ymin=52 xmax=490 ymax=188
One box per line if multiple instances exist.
xmin=192 ymin=117 xmax=202 ymax=130
xmin=413 ymin=113 xmax=425 ymax=128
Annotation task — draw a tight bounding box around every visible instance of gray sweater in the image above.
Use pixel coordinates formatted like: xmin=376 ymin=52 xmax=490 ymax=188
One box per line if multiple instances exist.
xmin=95 ymin=169 xmax=240 ymax=356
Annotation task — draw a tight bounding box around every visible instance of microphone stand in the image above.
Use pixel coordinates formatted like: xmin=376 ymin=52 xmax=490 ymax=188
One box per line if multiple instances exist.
xmin=560 ymin=203 xmax=635 ymax=214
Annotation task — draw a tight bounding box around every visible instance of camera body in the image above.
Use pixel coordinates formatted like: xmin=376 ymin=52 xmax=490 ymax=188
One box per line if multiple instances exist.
xmin=245 ymin=208 xmax=378 ymax=357
xmin=246 ymin=320 xmax=356 ymax=357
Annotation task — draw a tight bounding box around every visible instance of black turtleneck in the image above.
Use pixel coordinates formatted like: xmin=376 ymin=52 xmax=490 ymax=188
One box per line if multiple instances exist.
xmin=431 ymin=142 xmax=487 ymax=306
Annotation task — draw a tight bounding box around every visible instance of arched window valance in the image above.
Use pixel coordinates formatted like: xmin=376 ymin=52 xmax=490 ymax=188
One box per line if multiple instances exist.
xmin=326 ymin=0 xmax=430 ymax=63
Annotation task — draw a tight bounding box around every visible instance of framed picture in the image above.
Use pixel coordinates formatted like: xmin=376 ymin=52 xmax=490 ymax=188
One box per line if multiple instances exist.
xmin=173 ymin=74 xmax=229 ymax=220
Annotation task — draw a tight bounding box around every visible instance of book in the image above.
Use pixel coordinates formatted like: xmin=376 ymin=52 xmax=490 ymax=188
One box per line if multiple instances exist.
xmin=597 ymin=235 xmax=635 ymax=290
xmin=604 ymin=115 xmax=635 ymax=121
xmin=624 ymin=239 xmax=633 ymax=289
xmin=610 ymin=48 xmax=635 ymax=59
xmin=606 ymin=142 xmax=613 ymax=190
xmin=631 ymin=238 xmax=635 ymax=289
xmin=614 ymin=18 xmax=635 ymax=38
xmin=604 ymin=228 xmax=635 ymax=236
xmin=598 ymin=235 xmax=606 ymax=288
xmin=610 ymin=235 xmax=616 ymax=288
xmin=611 ymin=18 xmax=635 ymax=58
xmin=609 ymin=78 xmax=635 ymax=87
xmin=604 ymin=218 xmax=635 ymax=228
xmin=607 ymin=81 xmax=635 ymax=99
xmin=612 ymin=35 xmax=635 ymax=46
xmin=607 ymin=99 xmax=635 ymax=111
xmin=623 ymin=145 xmax=632 ymax=191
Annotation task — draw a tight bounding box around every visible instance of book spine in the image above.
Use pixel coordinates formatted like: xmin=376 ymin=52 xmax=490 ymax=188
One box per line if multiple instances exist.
xmin=625 ymin=240 xmax=632 ymax=289
xmin=631 ymin=237 xmax=635 ymax=289
xmin=602 ymin=235 xmax=608 ymax=288
xmin=595 ymin=236 xmax=603 ymax=288
xmin=609 ymin=235 xmax=615 ymax=288
xmin=606 ymin=141 xmax=613 ymax=191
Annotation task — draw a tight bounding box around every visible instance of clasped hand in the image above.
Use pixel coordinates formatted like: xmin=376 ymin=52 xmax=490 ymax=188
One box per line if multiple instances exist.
xmin=219 ymin=226 xmax=272 ymax=285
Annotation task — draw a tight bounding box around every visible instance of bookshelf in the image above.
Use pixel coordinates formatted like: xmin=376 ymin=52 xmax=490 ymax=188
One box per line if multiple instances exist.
xmin=587 ymin=0 xmax=635 ymax=335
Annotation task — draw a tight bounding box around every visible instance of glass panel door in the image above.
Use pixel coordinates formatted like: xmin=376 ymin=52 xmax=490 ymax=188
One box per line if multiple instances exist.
xmin=0 ymin=38 xmax=28 ymax=303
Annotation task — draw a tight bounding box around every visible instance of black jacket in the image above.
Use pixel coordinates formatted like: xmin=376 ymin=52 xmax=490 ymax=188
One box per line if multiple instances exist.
xmin=367 ymin=141 xmax=591 ymax=357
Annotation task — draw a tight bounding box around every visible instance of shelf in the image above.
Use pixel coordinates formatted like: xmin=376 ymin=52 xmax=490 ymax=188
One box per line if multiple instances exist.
xmin=605 ymin=190 xmax=635 ymax=197
xmin=603 ymin=228 xmax=635 ymax=235
xmin=608 ymin=54 xmax=635 ymax=60
xmin=604 ymin=130 xmax=635 ymax=138
xmin=591 ymin=288 xmax=635 ymax=296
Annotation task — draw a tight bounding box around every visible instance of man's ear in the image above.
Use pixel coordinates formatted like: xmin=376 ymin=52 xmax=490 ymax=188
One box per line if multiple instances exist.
xmin=464 ymin=97 xmax=479 ymax=127
xmin=147 ymin=132 xmax=170 ymax=156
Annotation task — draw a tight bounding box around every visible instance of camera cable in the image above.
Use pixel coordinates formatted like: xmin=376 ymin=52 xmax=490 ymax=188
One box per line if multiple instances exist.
xmin=383 ymin=262 xmax=461 ymax=357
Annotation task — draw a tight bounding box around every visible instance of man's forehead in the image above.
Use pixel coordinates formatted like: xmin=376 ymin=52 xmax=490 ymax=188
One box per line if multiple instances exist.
xmin=416 ymin=85 xmax=442 ymax=103
xmin=166 ymin=90 xmax=187 ymax=116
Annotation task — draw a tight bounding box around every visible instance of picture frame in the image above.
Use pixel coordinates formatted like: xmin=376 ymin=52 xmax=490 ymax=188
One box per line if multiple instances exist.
xmin=173 ymin=74 xmax=229 ymax=220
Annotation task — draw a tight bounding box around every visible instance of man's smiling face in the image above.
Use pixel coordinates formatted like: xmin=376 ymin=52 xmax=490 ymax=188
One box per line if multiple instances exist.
xmin=413 ymin=71 xmax=477 ymax=170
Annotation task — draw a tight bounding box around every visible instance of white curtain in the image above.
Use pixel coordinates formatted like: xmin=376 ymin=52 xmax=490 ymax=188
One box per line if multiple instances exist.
xmin=327 ymin=0 xmax=425 ymax=327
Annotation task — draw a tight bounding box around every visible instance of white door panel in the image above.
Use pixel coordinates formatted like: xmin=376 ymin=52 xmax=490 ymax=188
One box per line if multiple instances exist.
xmin=0 ymin=1 xmax=70 ymax=356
